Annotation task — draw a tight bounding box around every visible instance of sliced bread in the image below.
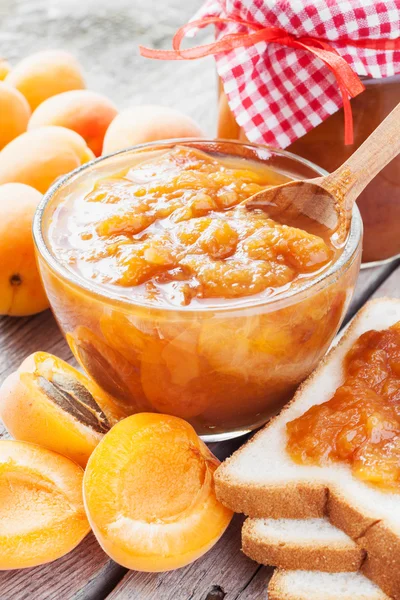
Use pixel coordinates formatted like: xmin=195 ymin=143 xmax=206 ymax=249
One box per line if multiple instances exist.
xmin=242 ymin=517 xmax=364 ymax=572
xmin=214 ymin=298 xmax=400 ymax=598
xmin=268 ymin=569 xmax=390 ymax=600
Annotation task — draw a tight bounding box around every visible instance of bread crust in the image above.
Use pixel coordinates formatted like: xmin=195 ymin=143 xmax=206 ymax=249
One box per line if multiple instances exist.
xmin=215 ymin=479 xmax=327 ymax=519
xmin=242 ymin=519 xmax=364 ymax=572
xmin=362 ymin=553 xmax=400 ymax=599
xmin=215 ymin=298 xmax=400 ymax=599
xmin=327 ymin=486 xmax=378 ymax=540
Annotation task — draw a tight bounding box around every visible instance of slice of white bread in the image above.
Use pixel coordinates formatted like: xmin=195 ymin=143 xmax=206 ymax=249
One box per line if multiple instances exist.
xmin=214 ymin=298 xmax=400 ymax=598
xmin=268 ymin=570 xmax=390 ymax=600
xmin=242 ymin=517 xmax=364 ymax=572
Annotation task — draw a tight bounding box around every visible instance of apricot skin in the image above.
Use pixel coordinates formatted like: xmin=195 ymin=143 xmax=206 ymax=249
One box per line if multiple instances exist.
xmin=84 ymin=413 xmax=233 ymax=572
xmin=5 ymin=50 xmax=85 ymax=110
xmin=0 ymin=126 xmax=95 ymax=193
xmin=0 ymin=352 xmax=109 ymax=467
xmin=102 ymin=105 xmax=205 ymax=155
xmin=0 ymin=59 xmax=11 ymax=80
xmin=0 ymin=440 xmax=89 ymax=569
xmin=0 ymin=183 xmax=49 ymax=316
xmin=29 ymin=90 xmax=118 ymax=157
xmin=0 ymin=82 xmax=30 ymax=150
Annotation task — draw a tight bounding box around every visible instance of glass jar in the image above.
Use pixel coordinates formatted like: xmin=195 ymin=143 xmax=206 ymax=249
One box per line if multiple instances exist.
xmin=33 ymin=140 xmax=362 ymax=441
xmin=218 ymin=75 xmax=400 ymax=265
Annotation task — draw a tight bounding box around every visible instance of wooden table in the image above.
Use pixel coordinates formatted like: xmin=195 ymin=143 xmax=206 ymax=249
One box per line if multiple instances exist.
xmin=1 ymin=1 xmax=400 ymax=598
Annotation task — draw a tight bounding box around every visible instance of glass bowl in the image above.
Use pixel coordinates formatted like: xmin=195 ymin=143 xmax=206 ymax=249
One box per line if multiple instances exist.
xmin=33 ymin=139 xmax=363 ymax=441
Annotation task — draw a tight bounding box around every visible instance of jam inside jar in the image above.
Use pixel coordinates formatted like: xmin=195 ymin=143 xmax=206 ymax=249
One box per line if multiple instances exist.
xmin=49 ymin=146 xmax=335 ymax=307
xmin=218 ymin=74 xmax=400 ymax=265
xmin=286 ymin=321 xmax=400 ymax=492
xmin=34 ymin=140 xmax=362 ymax=441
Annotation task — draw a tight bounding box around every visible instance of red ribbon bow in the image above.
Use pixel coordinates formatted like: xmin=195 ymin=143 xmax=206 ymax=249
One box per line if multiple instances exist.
xmin=140 ymin=16 xmax=398 ymax=145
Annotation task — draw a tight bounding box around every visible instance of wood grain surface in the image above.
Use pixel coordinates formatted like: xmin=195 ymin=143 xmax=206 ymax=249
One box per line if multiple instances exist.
xmin=0 ymin=1 xmax=399 ymax=598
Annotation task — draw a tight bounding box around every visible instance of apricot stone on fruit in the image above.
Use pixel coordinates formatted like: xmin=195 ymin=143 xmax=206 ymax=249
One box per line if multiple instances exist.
xmin=102 ymin=105 xmax=205 ymax=155
xmin=0 ymin=183 xmax=49 ymax=316
xmin=0 ymin=126 xmax=95 ymax=193
xmin=29 ymin=90 xmax=118 ymax=157
xmin=0 ymin=82 xmax=31 ymax=150
xmin=5 ymin=49 xmax=85 ymax=110
xmin=0 ymin=352 xmax=115 ymax=467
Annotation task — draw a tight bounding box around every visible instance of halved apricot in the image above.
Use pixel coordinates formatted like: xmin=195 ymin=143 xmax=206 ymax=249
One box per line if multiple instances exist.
xmin=0 ymin=440 xmax=89 ymax=569
xmin=0 ymin=352 xmax=119 ymax=467
xmin=83 ymin=413 xmax=233 ymax=571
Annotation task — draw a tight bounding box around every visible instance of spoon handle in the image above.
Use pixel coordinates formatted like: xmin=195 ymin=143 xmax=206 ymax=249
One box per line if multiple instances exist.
xmin=320 ymin=102 xmax=400 ymax=219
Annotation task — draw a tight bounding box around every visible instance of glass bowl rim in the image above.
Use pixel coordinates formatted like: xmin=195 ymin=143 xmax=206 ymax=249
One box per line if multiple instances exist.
xmin=33 ymin=138 xmax=363 ymax=314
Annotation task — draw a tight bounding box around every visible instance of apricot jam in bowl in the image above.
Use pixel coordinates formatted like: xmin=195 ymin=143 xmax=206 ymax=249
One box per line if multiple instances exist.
xmin=33 ymin=140 xmax=362 ymax=441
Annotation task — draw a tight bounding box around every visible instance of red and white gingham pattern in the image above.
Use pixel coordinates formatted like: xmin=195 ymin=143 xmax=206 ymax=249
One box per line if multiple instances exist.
xmin=194 ymin=0 xmax=400 ymax=148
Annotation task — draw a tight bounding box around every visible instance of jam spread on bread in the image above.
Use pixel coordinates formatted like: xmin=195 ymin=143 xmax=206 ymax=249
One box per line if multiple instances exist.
xmin=287 ymin=322 xmax=400 ymax=492
xmin=49 ymin=146 xmax=333 ymax=307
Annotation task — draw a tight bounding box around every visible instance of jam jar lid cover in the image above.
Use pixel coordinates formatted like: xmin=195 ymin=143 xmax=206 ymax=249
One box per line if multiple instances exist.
xmin=193 ymin=0 xmax=400 ymax=148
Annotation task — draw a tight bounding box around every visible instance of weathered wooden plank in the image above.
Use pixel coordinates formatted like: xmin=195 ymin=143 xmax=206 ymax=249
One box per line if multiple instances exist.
xmin=0 ymin=534 xmax=124 ymax=600
xmin=235 ymin=566 xmax=273 ymax=600
xmin=370 ymin=263 xmax=400 ymax=299
xmin=345 ymin=260 xmax=400 ymax=324
xmin=0 ymin=310 xmax=72 ymax=380
xmin=106 ymin=516 xmax=261 ymax=600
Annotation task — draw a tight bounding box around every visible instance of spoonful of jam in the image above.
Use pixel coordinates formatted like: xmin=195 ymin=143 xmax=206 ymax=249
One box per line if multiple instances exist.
xmin=245 ymin=102 xmax=400 ymax=248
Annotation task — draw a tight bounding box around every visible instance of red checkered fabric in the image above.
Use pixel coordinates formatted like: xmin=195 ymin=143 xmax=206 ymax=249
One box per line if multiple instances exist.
xmin=194 ymin=0 xmax=400 ymax=148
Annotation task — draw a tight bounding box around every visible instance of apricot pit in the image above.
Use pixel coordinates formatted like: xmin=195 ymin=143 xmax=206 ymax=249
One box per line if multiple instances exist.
xmin=0 ymin=352 xmax=116 ymax=467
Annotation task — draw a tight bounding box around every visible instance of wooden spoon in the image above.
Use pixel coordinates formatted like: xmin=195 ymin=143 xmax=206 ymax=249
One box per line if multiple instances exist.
xmin=245 ymin=102 xmax=400 ymax=247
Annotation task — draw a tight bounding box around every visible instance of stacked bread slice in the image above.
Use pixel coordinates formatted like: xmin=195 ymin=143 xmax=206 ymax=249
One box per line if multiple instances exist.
xmin=243 ymin=517 xmax=389 ymax=599
xmin=215 ymin=298 xmax=400 ymax=599
xmin=268 ymin=570 xmax=390 ymax=600
xmin=243 ymin=517 xmax=364 ymax=572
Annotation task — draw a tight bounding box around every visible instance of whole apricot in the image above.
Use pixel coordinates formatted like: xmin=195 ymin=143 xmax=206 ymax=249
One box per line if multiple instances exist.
xmin=0 ymin=352 xmax=117 ymax=467
xmin=84 ymin=413 xmax=233 ymax=571
xmin=29 ymin=90 xmax=118 ymax=156
xmin=0 ymin=58 xmax=11 ymax=80
xmin=0 ymin=440 xmax=89 ymax=569
xmin=0 ymin=183 xmax=49 ymax=316
xmin=0 ymin=126 xmax=95 ymax=193
xmin=102 ymin=105 xmax=205 ymax=155
xmin=0 ymin=82 xmax=31 ymax=150
xmin=5 ymin=49 xmax=85 ymax=110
